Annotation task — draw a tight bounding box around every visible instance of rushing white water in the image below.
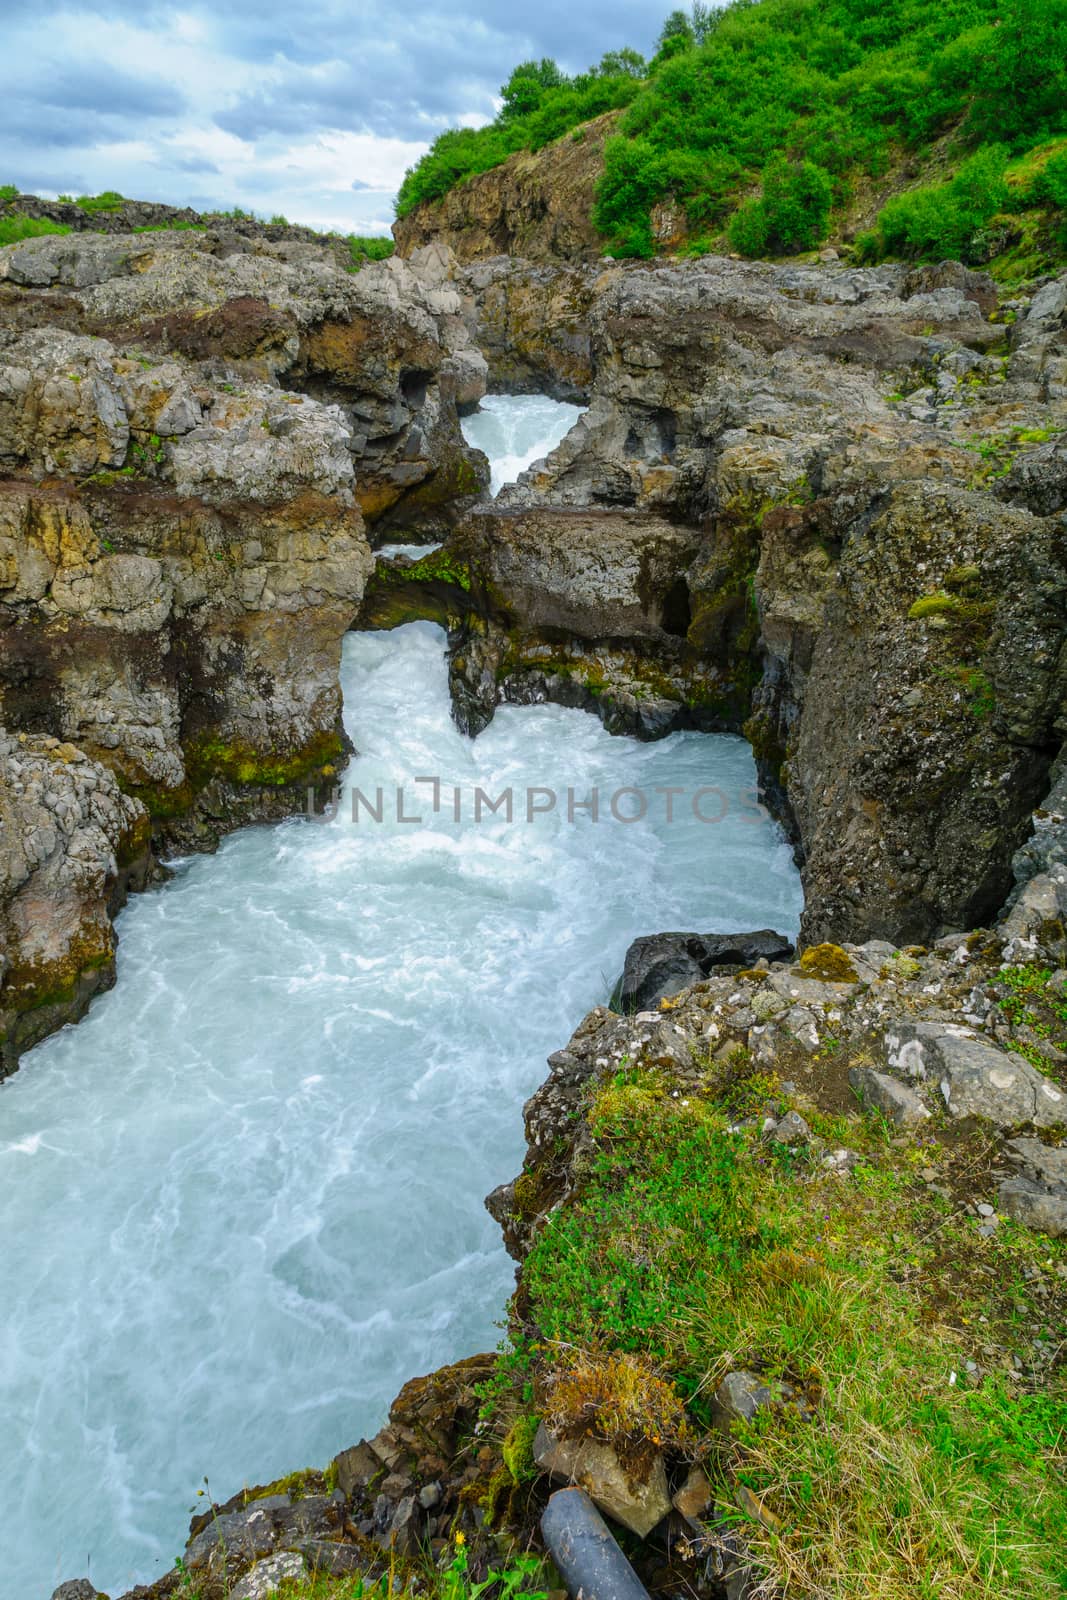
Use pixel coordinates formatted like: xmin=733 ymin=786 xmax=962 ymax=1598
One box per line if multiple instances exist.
xmin=377 ymin=541 xmax=442 ymax=561
xmin=373 ymin=394 xmax=583 ymax=561
xmin=460 ymin=393 xmax=584 ymax=494
xmin=0 ymin=398 xmax=802 ymax=1600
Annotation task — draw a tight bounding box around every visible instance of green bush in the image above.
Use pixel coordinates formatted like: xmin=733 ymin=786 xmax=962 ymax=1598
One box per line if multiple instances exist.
xmin=347 ymin=234 xmax=395 ymax=269
xmin=729 ymin=197 xmax=769 ymax=255
xmin=729 ymin=156 xmax=833 ymax=255
xmin=1031 ymin=151 xmax=1067 ymax=210
xmin=873 ymin=145 xmax=1009 ymax=261
xmin=0 ymin=183 xmax=18 ymax=204
xmin=74 ymin=189 xmax=125 ymax=213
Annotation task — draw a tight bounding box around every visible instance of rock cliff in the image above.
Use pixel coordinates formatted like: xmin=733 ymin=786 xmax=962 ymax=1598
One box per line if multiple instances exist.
xmin=0 ymin=730 xmax=151 ymax=1071
xmin=393 ymin=113 xmax=619 ymax=265
xmin=0 ymin=226 xmax=488 ymax=1067
xmin=377 ymin=249 xmax=1066 ymax=946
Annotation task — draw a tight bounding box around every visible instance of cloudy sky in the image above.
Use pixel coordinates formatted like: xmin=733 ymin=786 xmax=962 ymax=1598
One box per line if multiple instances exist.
xmin=2 ymin=1 xmax=672 ymax=234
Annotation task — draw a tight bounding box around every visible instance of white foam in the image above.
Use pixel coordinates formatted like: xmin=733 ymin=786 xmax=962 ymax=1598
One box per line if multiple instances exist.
xmin=460 ymin=393 xmax=584 ymax=494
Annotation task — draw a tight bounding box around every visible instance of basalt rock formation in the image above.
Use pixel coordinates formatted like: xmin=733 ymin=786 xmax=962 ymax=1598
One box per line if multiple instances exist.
xmin=6 ymin=207 xmax=1067 ymax=1598
xmin=0 ymin=226 xmax=489 ymax=1067
xmin=374 ymin=248 xmax=1067 ymax=947
xmin=393 ymin=112 xmax=620 ymax=266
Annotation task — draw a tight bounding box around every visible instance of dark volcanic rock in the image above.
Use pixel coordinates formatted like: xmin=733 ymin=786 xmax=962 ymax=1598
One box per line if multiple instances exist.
xmin=445 ymin=251 xmax=1067 ymax=946
xmin=612 ymin=929 xmax=795 ymax=1013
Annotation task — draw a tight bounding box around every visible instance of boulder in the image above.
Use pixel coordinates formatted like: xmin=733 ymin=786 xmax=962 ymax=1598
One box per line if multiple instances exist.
xmin=332 ymin=1439 xmax=384 ymax=1497
xmin=533 ymin=1421 xmax=671 ymax=1538
xmin=998 ymin=1177 xmax=1067 ymax=1237
xmin=1003 ymin=1137 xmax=1067 ymax=1188
xmin=770 ymin=1109 xmax=811 ymax=1145
xmin=882 ymin=1022 xmax=1067 ymax=1130
xmin=849 ymin=1066 xmax=930 ymax=1129
xmin=937 ymin=1037 xmax=1066 ymax=1129
xmin=712 ymin=1371 xmax=776 ymax=1428
xmin=229 ymin=1552 xmax=305 ymax=1600
xmin=672 ymin=1465 xmax=714 ymax=1521
xmin=613 ymin=930 xmax=794 ymax=1012
xmin=386 ymin=1496 xmax=424 ymax=1557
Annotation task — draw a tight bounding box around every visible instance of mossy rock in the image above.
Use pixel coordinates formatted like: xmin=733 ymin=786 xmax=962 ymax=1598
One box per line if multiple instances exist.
xmin=502 ymin=1414 xmax=540 ymax=1484
xmin=185 ymin=728 xmax=346 ymax=790
xmin=2 ymin=926 xmax=113 ymax=1014
xmin=909 ymin=592 xmax=961 ymax=620
xmin=796 ymin=943 xmax=860 ymax=983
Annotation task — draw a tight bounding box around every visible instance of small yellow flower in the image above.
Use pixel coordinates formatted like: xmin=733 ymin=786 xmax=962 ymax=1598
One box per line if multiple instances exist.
xmin=455 ymin=1532 xmax=466 ymax=1548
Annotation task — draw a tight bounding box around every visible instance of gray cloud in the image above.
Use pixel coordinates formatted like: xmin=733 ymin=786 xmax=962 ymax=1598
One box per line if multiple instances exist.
xmin=0 ymin=0 xmax=672 ymax=224
xmin=211 ymin=2 xmax=663 ymax=142
xmin=172 ymin=157 xmax=221 ymax=175
xmin=50 ymin=64 xmax=187 ymax=119
xmin=0 ymin=62 xmax=187 ymax=151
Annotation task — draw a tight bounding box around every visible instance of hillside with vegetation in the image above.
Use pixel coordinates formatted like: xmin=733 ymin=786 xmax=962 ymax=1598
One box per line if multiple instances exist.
xmin=396 ymin=0 xmax=1067 ymax=278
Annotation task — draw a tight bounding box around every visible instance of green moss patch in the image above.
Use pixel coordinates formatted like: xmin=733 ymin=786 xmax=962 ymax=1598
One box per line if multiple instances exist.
xmin=185 ymin=729 xmax=346 ymax=790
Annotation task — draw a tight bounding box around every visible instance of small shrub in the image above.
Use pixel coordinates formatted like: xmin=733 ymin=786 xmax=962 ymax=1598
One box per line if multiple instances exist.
xmin=872 ymin=146 xmax=1010 ymax=263
xmin=543 ymin=1350 xmax=688 ymax=1462
xmin=75 ymin=189 xmax=125 ymax=213
xmin=729 ymin=156 xmax=833 ymax=256
xmin=347 ymin=234 xmax=395 ymax=269
xmin=0 ymin=183 xmax=17 ymax=204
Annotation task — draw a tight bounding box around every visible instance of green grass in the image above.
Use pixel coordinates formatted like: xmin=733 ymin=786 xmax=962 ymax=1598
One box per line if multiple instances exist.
xmin=0 ymin=215 xmax=71 ymax=245
xmin=514 ymin=1062 xmax=1067 ymax=1599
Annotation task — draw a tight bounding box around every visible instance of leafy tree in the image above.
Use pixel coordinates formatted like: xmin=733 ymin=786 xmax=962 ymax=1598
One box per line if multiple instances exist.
xmin=968 ymin=0 xmax=1067 ymax=145
xmin=658 ymin=8 xmax=696 ymax=48
xmin=653 ymin=9 xmax=697 ymax=62
xmin=500 ymin=59 xmax=567 ymax=122
xmin=690 ymin=3 xmax=718 ymax=44
xmin=596 ymin=48 xmax=647 ymax=79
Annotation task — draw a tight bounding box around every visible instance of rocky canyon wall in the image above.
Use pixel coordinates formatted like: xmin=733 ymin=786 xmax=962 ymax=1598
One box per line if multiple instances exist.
xmin=0 ymin=226 xmax=490 ymax=1069
xmin=373 ymin=249 xmax=1067 ymax=947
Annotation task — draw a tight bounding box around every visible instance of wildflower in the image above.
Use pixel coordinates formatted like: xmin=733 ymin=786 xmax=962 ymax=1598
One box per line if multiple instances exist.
xmin=455 ymin=1532 xmax=466 ymax=1548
